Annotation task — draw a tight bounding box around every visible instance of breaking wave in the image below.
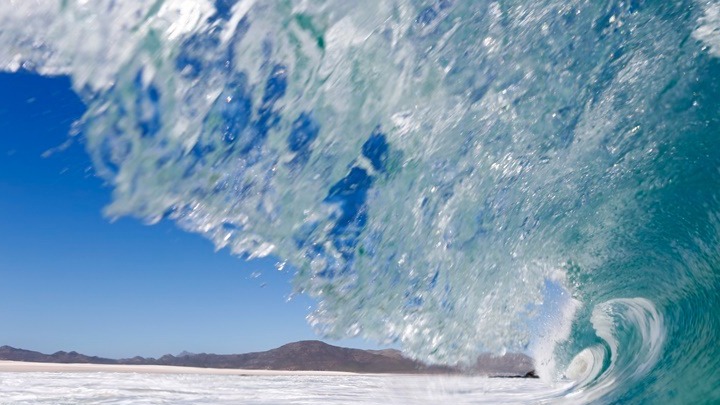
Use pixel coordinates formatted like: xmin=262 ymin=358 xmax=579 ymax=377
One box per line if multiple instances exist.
xmin=2 ymin=1 xmax=720 ymax=402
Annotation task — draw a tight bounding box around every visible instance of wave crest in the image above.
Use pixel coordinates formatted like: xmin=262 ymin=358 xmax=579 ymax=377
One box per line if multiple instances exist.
xmin=2 ymin=1 xmax=720 ymax=402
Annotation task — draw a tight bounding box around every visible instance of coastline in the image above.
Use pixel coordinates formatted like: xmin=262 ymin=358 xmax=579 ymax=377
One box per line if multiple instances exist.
xmin=0 ymin=360 xmax=359 ymax=376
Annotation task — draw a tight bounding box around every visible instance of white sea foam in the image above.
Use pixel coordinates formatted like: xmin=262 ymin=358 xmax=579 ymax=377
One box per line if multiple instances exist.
xmin=0 ymin=372 xmax=567 ymax=405
xmin=560 ymin=298 xmax=666 ymax=403
xmin=694 ymin=2 xmax=720 ymax=57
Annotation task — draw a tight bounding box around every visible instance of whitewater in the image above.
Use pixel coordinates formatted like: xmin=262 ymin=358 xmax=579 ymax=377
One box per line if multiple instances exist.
xmin=2 ymin=0 xmax=720 ymax=403
xmin=0 ymin=371 xmax=566 ymax=405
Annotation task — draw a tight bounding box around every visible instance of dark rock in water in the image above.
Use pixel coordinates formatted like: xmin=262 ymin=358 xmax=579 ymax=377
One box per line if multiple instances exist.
xmin=523 ymin=370 xmax=540 ymax=378
xmin=465 ymin=352 xmax=536 ymax=378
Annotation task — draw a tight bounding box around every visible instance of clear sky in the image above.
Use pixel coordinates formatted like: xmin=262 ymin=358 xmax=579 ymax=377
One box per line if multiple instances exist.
xmin=0 ymin=72 xmax=381 ymax=359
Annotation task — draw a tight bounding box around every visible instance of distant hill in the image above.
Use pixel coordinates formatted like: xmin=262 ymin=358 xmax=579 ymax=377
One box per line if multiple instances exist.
xmin=143 ymin=340 xmax=454 ymax=374
xmin=0 ymin=345 xmax=116 ymax=365
xmin=0 ymin=341 xmax=536 ymax=377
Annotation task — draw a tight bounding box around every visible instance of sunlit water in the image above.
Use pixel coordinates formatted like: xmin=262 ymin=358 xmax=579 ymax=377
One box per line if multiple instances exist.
xmin=0 ymin=373 xmax=565 ymax=405
xmin=2 ymin=1 xmax=720 ymax=403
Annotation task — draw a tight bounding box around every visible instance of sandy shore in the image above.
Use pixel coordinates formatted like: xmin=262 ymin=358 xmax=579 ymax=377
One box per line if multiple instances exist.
xmin=0 ymin=361 xmax=358 ymax=376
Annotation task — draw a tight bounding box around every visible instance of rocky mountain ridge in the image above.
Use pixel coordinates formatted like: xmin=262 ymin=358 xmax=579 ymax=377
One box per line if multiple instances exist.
xmin=0 ymin=341 xmax=537 ymax=377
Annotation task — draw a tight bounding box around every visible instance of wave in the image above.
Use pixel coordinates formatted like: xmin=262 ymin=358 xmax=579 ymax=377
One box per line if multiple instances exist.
xmin=2 ymin=1 xmax=720 ymax=402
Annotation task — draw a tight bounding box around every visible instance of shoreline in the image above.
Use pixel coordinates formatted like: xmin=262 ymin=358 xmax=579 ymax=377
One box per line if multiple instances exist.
xmin=0 ymin=360 xmax=359 ymax=376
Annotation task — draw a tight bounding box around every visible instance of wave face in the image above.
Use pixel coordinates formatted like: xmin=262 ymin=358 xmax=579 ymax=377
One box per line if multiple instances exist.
xmin=2 ymin=1 xmax=720 ymax=402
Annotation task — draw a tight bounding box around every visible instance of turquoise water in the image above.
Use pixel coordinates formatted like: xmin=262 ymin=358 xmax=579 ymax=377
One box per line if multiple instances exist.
xmin=1 ymin=1 xmax=719 ymax=403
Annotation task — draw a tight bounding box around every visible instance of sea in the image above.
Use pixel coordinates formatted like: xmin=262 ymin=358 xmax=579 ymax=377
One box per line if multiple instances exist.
xmin=0 ymin=372 xmax=566 ymax=404
xmin=1 ymin=0 xmax=720 ymax=403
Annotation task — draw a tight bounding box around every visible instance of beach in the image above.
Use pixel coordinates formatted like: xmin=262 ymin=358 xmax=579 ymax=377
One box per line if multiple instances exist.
xmin=0 ymin=360 xmax=356 ymax=376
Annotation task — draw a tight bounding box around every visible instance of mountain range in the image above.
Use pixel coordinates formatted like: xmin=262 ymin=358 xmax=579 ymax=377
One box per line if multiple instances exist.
xmin=0 ymin=340 xmax=537 ymax=377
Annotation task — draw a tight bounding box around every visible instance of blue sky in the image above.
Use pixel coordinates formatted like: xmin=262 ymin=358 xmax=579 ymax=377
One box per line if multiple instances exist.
xmin=0 ymin=72 xmax=380 ymax=359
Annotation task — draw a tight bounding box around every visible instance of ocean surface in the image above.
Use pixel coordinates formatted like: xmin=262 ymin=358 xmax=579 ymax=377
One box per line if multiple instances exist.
xmin=0 ymin=372 xmax=563 ymax=405
xmin=2 ymin=0 xmax=720 ymax=403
